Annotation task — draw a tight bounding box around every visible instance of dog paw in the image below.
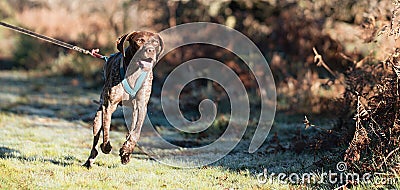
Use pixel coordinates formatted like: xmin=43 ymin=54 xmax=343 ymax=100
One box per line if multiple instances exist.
xmin=119 ymin=145 xmax=132 ymax=165
xmin=83 ymin=149 xmax=98 ymax=169
xmin=100 ymin=141 xmax=112 ymax=154
xmin=83 ymin=160 xmax=93 ymax=169
xmin=120 ymin=152 xmax=131 ymax=165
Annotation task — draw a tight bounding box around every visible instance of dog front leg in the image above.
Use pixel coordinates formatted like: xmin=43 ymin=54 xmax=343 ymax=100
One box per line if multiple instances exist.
xmin=100 ymin=101 xmax=118 ymax=154
xmin=119 ymin=103 xmax=146 ymax=165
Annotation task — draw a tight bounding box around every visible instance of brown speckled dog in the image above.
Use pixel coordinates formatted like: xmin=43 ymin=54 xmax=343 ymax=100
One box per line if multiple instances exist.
xmin=83 ymin=31 xmax=163 ymax=168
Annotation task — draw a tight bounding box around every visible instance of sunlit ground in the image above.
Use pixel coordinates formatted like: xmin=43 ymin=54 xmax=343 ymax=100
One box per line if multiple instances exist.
xmin=1 ymin=71 xmax=398 ymax=189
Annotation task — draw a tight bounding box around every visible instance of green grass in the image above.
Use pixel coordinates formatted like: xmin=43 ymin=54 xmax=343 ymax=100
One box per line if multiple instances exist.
xmin=0 ymin=112 xmax=290 ymax=189
xmin=1 ymin=112 xmax=398 ymax=189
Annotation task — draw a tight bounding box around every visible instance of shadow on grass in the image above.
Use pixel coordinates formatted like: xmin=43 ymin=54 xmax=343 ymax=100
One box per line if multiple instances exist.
xmin=0 ymin=146 xmax=76 ymax=167
xmin=0 ymin=146 xmax=20 ymax=158
xmin=0 ymin=70 xmax=101 ymax=121
xmin=0 ymin=59 xmax=15 ymax=70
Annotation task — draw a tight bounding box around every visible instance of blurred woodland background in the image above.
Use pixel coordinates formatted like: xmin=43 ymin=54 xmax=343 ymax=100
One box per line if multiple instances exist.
xmin=1 ymin=0 xmax=400 ymax=178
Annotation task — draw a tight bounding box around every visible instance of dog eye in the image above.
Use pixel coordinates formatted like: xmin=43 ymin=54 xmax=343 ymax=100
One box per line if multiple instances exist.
xmin=137 ymin=39 xmax=145 ymax=44
xmin=152 ymin=40 xmax=159 ymax=45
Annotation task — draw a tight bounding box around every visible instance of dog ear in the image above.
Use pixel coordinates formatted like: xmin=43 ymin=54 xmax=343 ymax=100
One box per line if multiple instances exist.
xmin=156 ymin=34 xmax=164 ymax=58
xmin=116 ymin=31 xmax=138 ymax=57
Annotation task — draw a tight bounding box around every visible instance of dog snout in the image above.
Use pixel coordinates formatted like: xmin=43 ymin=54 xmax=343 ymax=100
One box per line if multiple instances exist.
xmin=146 ymin=47 xmax=155 ymax=54
xmin=144 ymin=46 xmax=156 ymax=59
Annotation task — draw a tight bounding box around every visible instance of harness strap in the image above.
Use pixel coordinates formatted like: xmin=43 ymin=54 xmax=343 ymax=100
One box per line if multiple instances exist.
xmin=119 ymin=56 xmax=148 ymax=98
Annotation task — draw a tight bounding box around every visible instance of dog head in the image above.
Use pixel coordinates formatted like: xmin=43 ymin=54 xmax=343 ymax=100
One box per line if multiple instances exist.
xmin=116 ymin=31 xmax=164 ymax=72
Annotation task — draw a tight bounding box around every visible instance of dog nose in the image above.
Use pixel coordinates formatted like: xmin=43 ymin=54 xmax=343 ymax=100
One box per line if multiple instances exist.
xmin=146 ymin=47 xmax=155 ymax=54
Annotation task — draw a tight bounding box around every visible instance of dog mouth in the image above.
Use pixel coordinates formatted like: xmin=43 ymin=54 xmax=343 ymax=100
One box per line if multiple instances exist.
xmin=141 ymin=58 xmax=154 ymax=63
xmin=137 ymin=58 xmax=154 ymax=70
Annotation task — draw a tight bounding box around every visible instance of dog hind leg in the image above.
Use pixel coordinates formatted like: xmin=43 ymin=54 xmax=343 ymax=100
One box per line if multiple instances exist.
xmin=83 ymin=106 xmax=103 ymax=168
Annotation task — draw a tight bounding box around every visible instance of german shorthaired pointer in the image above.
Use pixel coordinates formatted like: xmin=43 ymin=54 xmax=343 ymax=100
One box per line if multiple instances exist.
xmin=83 ymin=31 xmax=164 ymax=168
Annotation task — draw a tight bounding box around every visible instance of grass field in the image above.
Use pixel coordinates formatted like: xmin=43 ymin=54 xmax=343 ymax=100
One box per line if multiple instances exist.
xmin=0 ymin=71 xmax=398 ymax=189
xmin=0 ymin=112 xmax=285 ymax=189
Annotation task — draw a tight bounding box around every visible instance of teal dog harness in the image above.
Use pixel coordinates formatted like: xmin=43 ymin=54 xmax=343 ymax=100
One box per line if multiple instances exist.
xmin=104 ymin=54 xmax=148 ymax=98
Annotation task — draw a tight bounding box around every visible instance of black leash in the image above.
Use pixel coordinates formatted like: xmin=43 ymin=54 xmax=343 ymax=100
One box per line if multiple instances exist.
xmin=0 ymin=21 xmax=104 ymax=59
